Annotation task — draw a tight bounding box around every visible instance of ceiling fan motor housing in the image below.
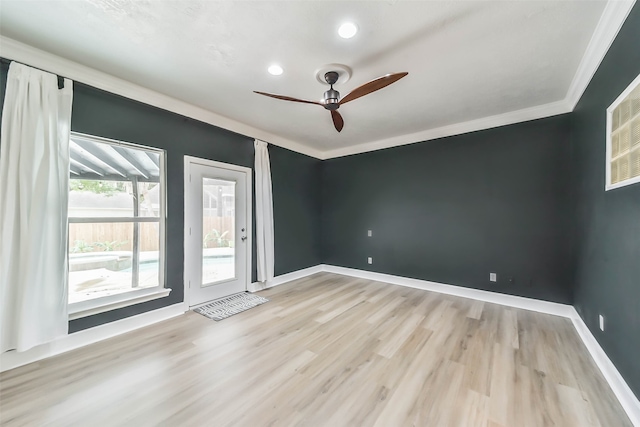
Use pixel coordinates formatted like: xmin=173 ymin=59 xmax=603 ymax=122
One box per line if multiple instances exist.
xmin=323 ymin=88 xmax=340 ymax=110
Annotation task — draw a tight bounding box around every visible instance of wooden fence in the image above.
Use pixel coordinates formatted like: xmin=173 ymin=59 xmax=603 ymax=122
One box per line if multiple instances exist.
xmin=69 ymin=217 xmax=235 ymax=252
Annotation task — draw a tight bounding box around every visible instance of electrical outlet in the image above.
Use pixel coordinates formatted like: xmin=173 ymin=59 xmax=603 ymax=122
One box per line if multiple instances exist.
xmin=368 ymin=257 xmax=373 ymax=264
xmin=599 ymin=314 xmax=605 ymax=331
xmin=490 ymin=273 xmax=497 ymax=282
xmin=367 ymin=230 xmax=372 ymax=237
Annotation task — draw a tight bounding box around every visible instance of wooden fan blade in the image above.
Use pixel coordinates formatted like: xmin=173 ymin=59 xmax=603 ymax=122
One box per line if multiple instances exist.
xmin=331 ymin=110 xmax=344 ymax=132
xmin=253 ymin=91 xmax=322 ymax=106
xmin=339 ymin=72 xmax=408 ymax=105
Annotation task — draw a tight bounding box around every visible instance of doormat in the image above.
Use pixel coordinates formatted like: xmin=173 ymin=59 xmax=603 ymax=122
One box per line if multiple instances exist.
xmin=193 ymin=292 xmax=269 ymax=321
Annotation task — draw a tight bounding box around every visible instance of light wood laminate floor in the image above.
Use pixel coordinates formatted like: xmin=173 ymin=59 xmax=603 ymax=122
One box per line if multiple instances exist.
xmin=0 ymin=273 xmax=632 ymax=426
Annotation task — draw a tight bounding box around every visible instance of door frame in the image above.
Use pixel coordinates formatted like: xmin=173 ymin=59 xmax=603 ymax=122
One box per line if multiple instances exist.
xmin=183 ymin=155 xmax=252 ymax=308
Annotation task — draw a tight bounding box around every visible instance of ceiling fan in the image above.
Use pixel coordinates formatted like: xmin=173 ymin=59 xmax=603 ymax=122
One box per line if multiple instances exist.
xmin=254 ymin=71 xmax=408 ymax=132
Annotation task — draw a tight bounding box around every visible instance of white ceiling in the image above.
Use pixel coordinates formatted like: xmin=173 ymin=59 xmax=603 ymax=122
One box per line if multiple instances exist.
xmin=0 ymin=1 xmax=631 ymax=158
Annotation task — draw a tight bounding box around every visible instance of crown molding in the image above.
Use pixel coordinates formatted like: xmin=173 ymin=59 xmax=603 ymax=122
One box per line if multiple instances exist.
xmin=319 ymin=100 xmax=572 ymax=159
xmin=318 ymin=0 xmax=635 ymax=160
xmin=0 ymin=36 xmax=323 ymax=160
xmin=1 ymin=0 xmax=634 ymax=161
xmin=565 ymin=0 xmax=636 ymax=110
xmin=319 ymin=0 xmax=636 ymax=160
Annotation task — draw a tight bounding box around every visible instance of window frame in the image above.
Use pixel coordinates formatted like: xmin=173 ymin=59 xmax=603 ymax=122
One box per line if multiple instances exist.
xmin=67 ymin=132 xmax=169 ymax=320
xmin=605 ymin=73 xmax=640 ymax=191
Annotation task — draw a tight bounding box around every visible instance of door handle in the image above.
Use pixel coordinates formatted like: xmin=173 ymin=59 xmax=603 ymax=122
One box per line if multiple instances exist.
xmin=241 ymin=236 xmax=247 ymax=241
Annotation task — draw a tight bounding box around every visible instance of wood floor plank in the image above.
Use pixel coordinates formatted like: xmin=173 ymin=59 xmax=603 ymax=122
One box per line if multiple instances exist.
xmin=456 ymin=389 xmax=490 ymax=427
xmin=467 ymin=300 xmax=485 ymax=320
xmin=0 ymin=273 xmax=632 ymax=427
xmin=498 ymin=308 xmax=519 ymax=349
xmin=365 ymin=293 xmax=407 ymax=325
xmin=488 ymin=343 xmax=517 ymax=426
xmin=376 ymin=312 xmax=425 ymax=359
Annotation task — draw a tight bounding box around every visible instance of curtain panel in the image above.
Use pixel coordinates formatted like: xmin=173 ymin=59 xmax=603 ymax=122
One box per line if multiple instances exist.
xmin=0 ymin=62 xmax=73 ymax=352
xmin=254 ymin=139 xmax=275 ymax=284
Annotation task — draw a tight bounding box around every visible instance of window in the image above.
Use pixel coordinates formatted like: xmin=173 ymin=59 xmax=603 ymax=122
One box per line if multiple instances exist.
xmin=606 ymin=73 xmax=640 ymax=190
xmin=68 ymin=132 xmax=168 ymax=318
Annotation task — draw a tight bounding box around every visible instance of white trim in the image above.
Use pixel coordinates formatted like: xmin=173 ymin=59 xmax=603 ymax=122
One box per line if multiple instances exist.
xmin=607 ymin=90 xmax=615 ymax=190
xmin=184 ymin=157 xmax=191 ymax=307
xmin=0 ymin=36 xmax=322 ymax=160
xmin=249 ymin=264 xmax=324 ymax=292
xmin=183 ymin=156 xmax=253 ymax=308
xmin=608 ymin=73 xmax=640 ymax=113
xmin=566 ymin=0 xmax=637 ymax=110
xmin=321 ymin=264 xmax=640 ymax=425
xmin=67 ymin=130 xmax=169 ymax=316
xmin=319 ymin=100 xmax=572 ymax=159
xmin=607 ymin=175 xmax=640 ymax=191
xmin=2 ymin=0 xmax=635 ymax=163
xmin=569 ymin=308 xmax=640 ymax=426
xmin=184 ymin=156 xmax=253 ymax=175
xmin=1 ymin=0 xmax=634 ymax=162
xmin=0 ymin=303 xmax=186 ymax=373
xmin=2 ymin=262 xmax=639 ymax=425
xmin=69 ymin=288 xmax=171 ymax=320
xmin=316 ymin=0 xmax=636 ymax=161
xmin=605 ymin=73 xmax=640 ymax=191
xmin=321 ymin=265 xmax=574 ymax=317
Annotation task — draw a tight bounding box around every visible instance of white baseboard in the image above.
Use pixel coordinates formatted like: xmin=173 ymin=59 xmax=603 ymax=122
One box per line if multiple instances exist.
xmin=249 ymin=264 xmax=324 ymax=292
xmin=322 ymin=264 xmax=640 ymax=426
xmin=3 ymin=264 xmax=638 ymax=425
xmin=0 ymin=303 xmax=187 ymax=373
xmin=569 ymin=308 xmax=640 ymax=426
xmin=0 ymin=263 xmax=326 ymax=373
xmin=322 ymin=265 xmax=574 ymax=317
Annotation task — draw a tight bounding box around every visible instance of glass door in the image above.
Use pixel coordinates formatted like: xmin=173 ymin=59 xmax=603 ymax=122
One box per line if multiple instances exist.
xmin=185 ymin=158 xmax=250 ymax=307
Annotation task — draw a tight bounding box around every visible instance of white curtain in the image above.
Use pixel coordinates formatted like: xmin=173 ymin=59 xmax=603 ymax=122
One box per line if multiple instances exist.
xmin=254 ymin=139 xmax=275 ymax=283
xmin=0 ymin=62 xmax=73 ymax=352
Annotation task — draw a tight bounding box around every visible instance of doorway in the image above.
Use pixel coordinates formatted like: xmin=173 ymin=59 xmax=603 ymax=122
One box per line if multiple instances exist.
xmin=184 ymin=156 xmax=251 ymax=307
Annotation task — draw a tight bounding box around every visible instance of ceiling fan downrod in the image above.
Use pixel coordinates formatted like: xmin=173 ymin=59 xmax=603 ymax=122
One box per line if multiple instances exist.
xmin=323 ymin=71 xmax=340 ymax=110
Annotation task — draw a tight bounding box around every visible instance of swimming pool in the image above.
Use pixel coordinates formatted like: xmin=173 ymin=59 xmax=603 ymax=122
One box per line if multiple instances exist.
xmin=124 ymin=255 xmax=234 ymax=272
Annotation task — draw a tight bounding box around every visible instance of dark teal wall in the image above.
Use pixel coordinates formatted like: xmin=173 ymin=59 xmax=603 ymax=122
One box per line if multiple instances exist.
xmin=270 ymin=145 xmax=322 ymax=275
xmin=321 ymin=115 xmax=573 ymax=304
xmin=320 ymin=2 xmax=640 ymax=399
xmin=1 ymin=5 xmax=638 ymax=397
xmin=570 ymin=4 xmax=640 ymax=399
xmin=0 ymin=62 xmax=322 ymax=332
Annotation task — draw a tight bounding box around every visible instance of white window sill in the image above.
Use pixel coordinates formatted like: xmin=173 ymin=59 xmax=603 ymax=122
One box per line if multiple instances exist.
xmin=69 ymin=288 xmax=172 ymax=320
xmin=606 ymin=175 xmax=640 ymax=191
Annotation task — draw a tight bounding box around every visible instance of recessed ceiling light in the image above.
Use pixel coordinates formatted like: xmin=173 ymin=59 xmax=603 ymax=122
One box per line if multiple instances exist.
xmin=268 ymin=65 xmax=283 ymax=76
xmin=338 ymin=22 xmax=358 ymax=39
